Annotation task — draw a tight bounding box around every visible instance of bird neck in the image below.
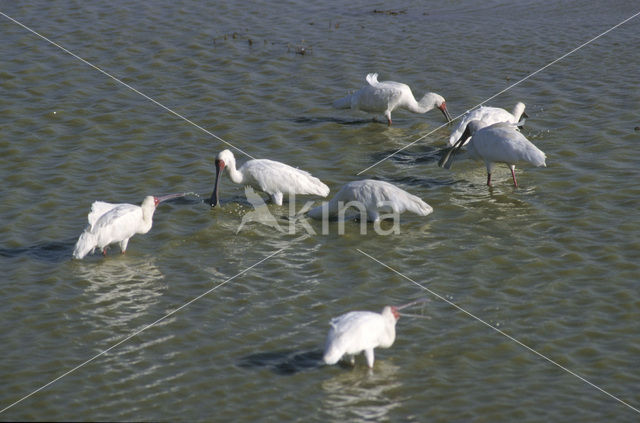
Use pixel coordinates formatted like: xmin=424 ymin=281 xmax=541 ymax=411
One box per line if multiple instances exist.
xmin=228 ymin=166 xmax=244 ymax=184
xmin=410 ymin=92 xmax=438 ymax=113
xmin=224 ymin=158 xmax=244 ymax=184
xmin=139 ymin=205 xmax=156 ymax=233
xmin=512 ymin=103 xmax=526 ymax=121
xmin=381 ymin=316 xmax=397 ymax=347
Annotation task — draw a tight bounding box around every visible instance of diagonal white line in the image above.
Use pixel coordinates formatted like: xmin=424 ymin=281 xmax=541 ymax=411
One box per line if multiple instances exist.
xmin=356 ymin=248 xmax=640 ymax=415
xmin=356 ymin=10 xmax=640 ymax=175
xmin=0 ymin=246 xmax=287 ymax=414
xmin=0 ymin=11 xmax=256 ymax=160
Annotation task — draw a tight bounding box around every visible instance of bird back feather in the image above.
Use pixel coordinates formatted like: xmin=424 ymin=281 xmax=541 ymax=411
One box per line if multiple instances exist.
xmin=243 ymin=159 xmax=330 ymax=197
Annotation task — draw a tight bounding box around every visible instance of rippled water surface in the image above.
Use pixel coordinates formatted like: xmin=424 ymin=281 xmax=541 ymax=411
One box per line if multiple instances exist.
xmin=1 ymin=0 xmax=639 ymax=421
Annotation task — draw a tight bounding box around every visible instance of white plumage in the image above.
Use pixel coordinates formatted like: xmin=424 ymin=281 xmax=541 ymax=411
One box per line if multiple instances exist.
xmin=323 ymin=306 xmax=399 ymax=368
xmin=448 ymin=102 xmax=527 ymax=146
xmin=307 ymin=179 xmax=433 ymax=222
xmin=333 ymin=73 xmax=452 ymax=126
xmin=440 ymin=120 xmax=546 ymax=187
xmin=72 ymin=193 xmax=182 ymax=259
xmin=209 ymin=149 xmax=329 ymax=207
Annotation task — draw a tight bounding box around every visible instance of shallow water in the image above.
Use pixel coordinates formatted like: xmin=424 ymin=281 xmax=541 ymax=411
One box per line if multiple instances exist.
xmin=1 ymin=0 xmax=639 ymax=421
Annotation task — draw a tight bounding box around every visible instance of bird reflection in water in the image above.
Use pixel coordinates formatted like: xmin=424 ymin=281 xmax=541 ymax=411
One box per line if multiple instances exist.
xmin=74 ymin=257 xmax=167 ymax=330
xmin=321 ymin=361 xmax=403 ymax=421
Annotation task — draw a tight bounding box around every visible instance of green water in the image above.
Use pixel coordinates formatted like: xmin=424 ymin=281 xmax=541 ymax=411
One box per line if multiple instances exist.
xmin=1 ymin=1 xmax=639 ymax=421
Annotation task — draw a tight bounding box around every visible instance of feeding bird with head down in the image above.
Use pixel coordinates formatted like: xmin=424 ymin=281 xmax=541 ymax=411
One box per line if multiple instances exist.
xmin=209 ymin=149 xmax=329 ymax=207
xmin=72 ymin=193 xmax=184 ymax=259
xmin=439 ymin=120 xmax=546 ymax=188
xmin=307 ymin=179 xmax=433 ymax=223
xmin=333 ymin=73 xmax=452 ymax=126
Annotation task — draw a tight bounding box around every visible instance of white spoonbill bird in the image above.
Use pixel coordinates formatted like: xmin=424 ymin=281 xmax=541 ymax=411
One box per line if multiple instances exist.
xmin=333 ymin=73 xmax=452 ymax=126
xmin=209 ymin=149 xmax=329 ymax=207
xmin=72 ymin=193 xmax=184 ymax=259
xmin=307 ymin=179 xmax=433 ymax=222
xmin=448 ymin=102 xmax=528 ymax=146
xmin=323 ymin=306 xmax=399 ymax=368
xmin=439 ymin=120 xmax=546 ymax=187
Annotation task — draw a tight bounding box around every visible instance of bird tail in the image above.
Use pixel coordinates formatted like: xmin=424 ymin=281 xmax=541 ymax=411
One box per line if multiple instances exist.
xmin=332 ymin=93 xmax=353 ymax=109
xmin=72 ymin=230 xmax=97 ymax=259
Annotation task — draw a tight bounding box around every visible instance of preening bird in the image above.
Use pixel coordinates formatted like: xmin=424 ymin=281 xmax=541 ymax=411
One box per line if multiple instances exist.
xmin=307 ymin=179 xmax=433 ymax=222
xmin=448 ymin=102 xmax=528 ymax=146
xmin=72 ymin=193 xmax=184 ymax=259
xmin=322 ymin=306 xmax=399 ymax=368
xmin=333 ymin=73 xmax=452 ymax=126
xmin=439 ymin=120 xmax=546 ymax=187
xmin=209 ymin=149 xmax=329 ymax=207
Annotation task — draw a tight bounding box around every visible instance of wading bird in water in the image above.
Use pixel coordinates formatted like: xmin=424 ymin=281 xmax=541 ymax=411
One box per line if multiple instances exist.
xmin=322 ymin=305 xmax=400 ymax=368
xmin=209 ymin=149 xmax=329 ymax=207
xmin=307 ymin=179 xmax=432 ymax=222
xmin=333 ymin=73 xmax=452 ymax=126
xmin=72 ymin=193 xmax=184 ymax=259
xmin=448 ymin=102 xmax=528 ymax=146
xmin=322 ymin=299 xmax=429 ymax=368
xmin=439 ymin=120 xmax=546 ymax=187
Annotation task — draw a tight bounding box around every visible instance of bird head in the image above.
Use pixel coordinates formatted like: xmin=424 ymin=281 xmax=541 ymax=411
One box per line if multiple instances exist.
xmin=422 ymin=93 xmax=452 ymax=122
xmin=141 ymin=196 xmax=157 ymax=209
xmin=383 ymin=306 xmax=400 ymax=321
xmin=391 ymin=306 xmax=400 ymax=320
xmin=435 ymin=95 xmax=452 ymax=123
xmin=209 ymin=149 xmax=234 ymax=207
xmin=152 ymin=193 xmax=186 ymax=207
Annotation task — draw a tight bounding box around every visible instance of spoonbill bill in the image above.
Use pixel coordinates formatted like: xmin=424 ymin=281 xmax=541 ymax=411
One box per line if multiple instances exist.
xmin=209 ymin=149 xmax=329 ymax=207
xmin=439 ymin=120 xmax=546 ymax=187
xmin=323 ymin=305 xmax=399 ymax=368
xmin=307 ymin=179 xmax=433 ymax=222
xmin=333 ymin=73 xmax=452 ymax=126
xmin=72 ymin=193 xmax=184 ymax=259
xmin=448 ymin=102 xmax=528 ymax=146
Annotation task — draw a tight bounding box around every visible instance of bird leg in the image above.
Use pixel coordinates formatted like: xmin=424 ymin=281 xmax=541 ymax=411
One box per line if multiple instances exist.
xmin=102 ymin=248 xmax=107 ymax=256
xmin=486 ymin=173 xmax=492 ymax=187
xmin=364 ymin=349 xmax=375 ymax=368
xmin=271 ymin=192 xmax=284 ymax=206
xmin=510 ymin=166 xmax=518 ymax=188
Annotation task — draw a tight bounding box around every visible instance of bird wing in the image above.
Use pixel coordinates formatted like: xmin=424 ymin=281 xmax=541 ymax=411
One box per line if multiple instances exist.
xmin=242 ymin=159 xmax=329 ymax=197
xmin=354 ymin=74 xmax=409 ymax=113
xmin=475 ymin=123 xmax=546 ymax=167
xmin=474 ymin=107 xmax=514 ymax=124
xmin=336 ymin=180 xmax=432 ymax=216
xmin=449 ymin=106 xmax=513 ymax=146
xmin=87 ymin=201 xmax=120 ymax=229
xmin=90 ymin=204 xmax=144 ymax=243
xmin=327 ymin=311 xmax=384 ymax=354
